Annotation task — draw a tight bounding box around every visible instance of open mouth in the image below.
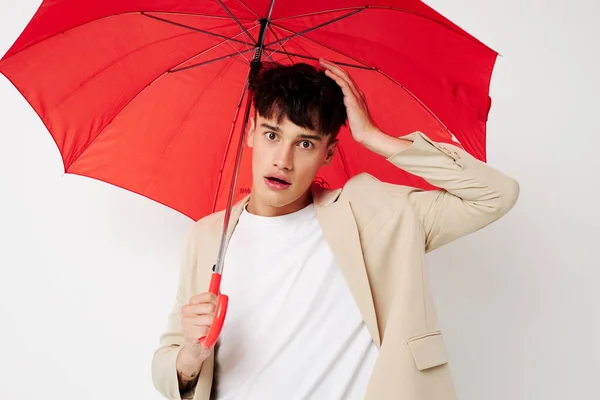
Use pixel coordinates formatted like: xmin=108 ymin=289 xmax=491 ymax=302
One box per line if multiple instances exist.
xmin=266 ymin=176 xmax=291 ymax=186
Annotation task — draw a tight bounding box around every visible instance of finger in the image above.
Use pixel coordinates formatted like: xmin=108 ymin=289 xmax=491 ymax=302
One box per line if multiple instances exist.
xmin=324 ymin=69 xmax=357 ymax=98
xmin=325 ymin=69 xmax=363 ymax=111
xmin=185 ymin=326 xmax=210 ymax=342
xmin=357 ymin=86 xmax=365 ymax=99
xmin=322 ymin=62 xmax=361 ymax=98
xmin=320 ymin=58 xmax=360 ymax=92
xmin=184 ymin=314 xmax=215 ymax=327
xmin=324 ymin=68 xmax=347 ymax=88
xmin=188 ymin=292 xmax=218 ymax=306
xmin=182 ymin=302 xmax=216 ymax=317
xmin=320 ymin=58 xmax=350 ymax=80
xmin=193 ymin=326 xmax=210 ymax=339
xmin=194 ymin=328 xmax=215 ymax=347
xmin=323 ymin=63 xmax=353 ymax=90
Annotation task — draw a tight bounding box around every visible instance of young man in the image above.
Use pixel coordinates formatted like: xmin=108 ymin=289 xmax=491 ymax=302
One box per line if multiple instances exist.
xmin=151 ymin=59 xmax=519 ymax=400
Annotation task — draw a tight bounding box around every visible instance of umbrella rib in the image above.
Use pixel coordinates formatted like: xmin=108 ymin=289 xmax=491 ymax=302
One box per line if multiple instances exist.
xmin=141 ymin=11 xmax=254 ymax=20
xmin=141 ymin=12 xmax=251 ymax=47
xmin=227 ymin=43 xmax=250 ymax=63
xmin=271 ymin=6 xmax=365 ymax=22
xmin=230 ymin=25 xmax=275 ymax=64
xmin=264 ymin=48 xmax=374 ymax=70
xmin=269 ymin=22 xmax=374 ymax=69
xmin=271 ymin=6 xmax=488 ymax=48
xmin=45 ymin=30 xmax=199 ymax=123
xmin=144 ymin=58 xmax=239 ymax=198
xmin=264 ymin=8 xmax=366 ymax=48
xmin=167 ymin=25 xmax=259 ymax=72
xmin=141 ymin=12 xmax=273 ymax=72
xmin=271 ymin=30 xmax=322 ymax=66
xmin=0 ymin=11 xmax=254 ymax=59
xmin=269 ymin=24 xmax=452 ymax=137
xmin=235 ymin=0 xmax=261 ymax=19
xmin=225 ymin=25 xmax=252 ymax=63
xmin=262 ymin=51 xmax=277 ymax=64
xmin=266 ymin=26 xmax=295 ymax=65
xmin=216 ymin=0 xmax=257 ymax=44
xmin=249 ymin=24 xmax=277 ymax=63
xmin=170 ymin=48 xmax=255 ymax=73
xmin=373 ymin=69 xmax=453 ymax=137
xmin=66 ymin=31 xmax=255 ymax=170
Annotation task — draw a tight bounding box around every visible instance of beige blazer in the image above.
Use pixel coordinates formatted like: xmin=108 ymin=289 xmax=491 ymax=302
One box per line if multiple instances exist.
xmin=151 ymin=131 xmax=520 ymax=400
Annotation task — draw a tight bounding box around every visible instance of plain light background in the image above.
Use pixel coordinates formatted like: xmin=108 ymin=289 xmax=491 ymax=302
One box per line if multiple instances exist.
xmin=0 ymin=0 xmax=598 ymax=399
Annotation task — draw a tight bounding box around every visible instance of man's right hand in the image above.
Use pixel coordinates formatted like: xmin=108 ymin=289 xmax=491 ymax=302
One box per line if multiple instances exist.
xmin=182 ymin=291 xmax=218 ymax=357
xmin=176 ymin=292 xmax=218 ymax=391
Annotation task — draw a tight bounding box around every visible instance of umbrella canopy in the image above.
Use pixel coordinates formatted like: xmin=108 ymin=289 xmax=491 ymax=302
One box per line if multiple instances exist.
xmin=0 ymin=0 xmax=497 ymax=222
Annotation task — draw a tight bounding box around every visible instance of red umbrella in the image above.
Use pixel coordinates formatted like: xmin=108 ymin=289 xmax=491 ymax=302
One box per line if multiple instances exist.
xmin=0 ymin=0 xmax=497 ymax=347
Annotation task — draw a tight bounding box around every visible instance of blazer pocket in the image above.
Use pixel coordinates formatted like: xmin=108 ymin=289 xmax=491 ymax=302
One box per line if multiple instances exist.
xmin=407 ymin=331 xmax=449 ymax=371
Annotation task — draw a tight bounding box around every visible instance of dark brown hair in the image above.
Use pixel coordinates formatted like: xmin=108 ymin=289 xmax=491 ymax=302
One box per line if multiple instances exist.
xmin=250 ymin=62 xmax=347 ymax=139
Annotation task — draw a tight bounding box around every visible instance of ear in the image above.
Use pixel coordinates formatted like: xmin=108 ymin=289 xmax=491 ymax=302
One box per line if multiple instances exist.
xmin=247 ymin=117 xmax=256 ymax=148
xmin=323 ymin=139 xmax=338 ymax=166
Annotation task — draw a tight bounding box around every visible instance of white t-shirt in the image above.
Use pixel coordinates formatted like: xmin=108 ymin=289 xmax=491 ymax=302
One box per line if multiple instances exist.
xmin=214 ymin=203 xmax=379 ymax=400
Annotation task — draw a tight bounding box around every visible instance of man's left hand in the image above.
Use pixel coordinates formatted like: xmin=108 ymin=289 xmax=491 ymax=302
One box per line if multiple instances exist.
xmin=320 ymin=58 xmax=413 ymax=158
xmin=319 ymin=58 xmax=380 ymax=144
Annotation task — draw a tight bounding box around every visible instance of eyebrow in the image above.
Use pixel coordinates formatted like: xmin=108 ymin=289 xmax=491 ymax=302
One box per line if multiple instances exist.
xmin=297 ymin=134 xmax=323 ymax=142
xmin=260 ymin=123 xmax=323 ymax=142
xmin=261 ymin=123 xmax=281 ymax=132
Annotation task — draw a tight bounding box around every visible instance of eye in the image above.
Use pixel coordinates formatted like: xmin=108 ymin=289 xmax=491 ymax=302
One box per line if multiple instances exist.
xmin=299 ymin=140 xmax=314 ymax=149
xmin=265 ymin=132 xmax=277 ymax=141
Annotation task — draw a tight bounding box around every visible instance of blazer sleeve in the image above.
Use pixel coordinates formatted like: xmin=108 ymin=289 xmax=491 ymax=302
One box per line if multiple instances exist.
xmin=151 ymin=226 xmax=200 ymax=400
xmin=386 ymin=131 xmax=520 ymax=253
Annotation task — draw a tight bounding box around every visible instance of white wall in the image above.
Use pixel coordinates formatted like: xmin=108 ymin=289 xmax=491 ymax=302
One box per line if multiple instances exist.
xmin=0 ymin=0 xmax=598 ymax=399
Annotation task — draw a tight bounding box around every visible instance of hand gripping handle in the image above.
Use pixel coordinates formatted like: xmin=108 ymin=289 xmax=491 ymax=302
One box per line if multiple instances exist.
xmin=198 ymin=273 xmax=228 ymax=349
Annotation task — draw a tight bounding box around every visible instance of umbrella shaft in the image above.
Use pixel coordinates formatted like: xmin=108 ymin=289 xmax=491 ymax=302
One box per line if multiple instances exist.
xmin=213 ymin=15 xmax=272 ymax=275
xmin=213 ymin=89 xmax=252 ymax=275
xmin=252 ymin=18 xmax=269 ymax=63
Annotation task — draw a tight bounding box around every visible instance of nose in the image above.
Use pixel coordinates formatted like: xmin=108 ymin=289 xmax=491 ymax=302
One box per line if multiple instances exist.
xmin=273 ymin=144 xmax=293 ymax=170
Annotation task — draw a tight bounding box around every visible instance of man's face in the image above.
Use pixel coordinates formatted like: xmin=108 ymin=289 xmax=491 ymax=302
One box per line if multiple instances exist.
xmin=246 ymin=113 xmax=336 ymax=215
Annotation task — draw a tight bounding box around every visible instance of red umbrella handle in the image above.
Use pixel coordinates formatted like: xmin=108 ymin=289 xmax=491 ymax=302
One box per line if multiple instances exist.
xmin=198 ymin=273 xmax=228 ymax=349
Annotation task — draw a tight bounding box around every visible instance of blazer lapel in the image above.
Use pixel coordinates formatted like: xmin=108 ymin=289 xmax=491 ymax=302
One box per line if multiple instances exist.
xmin=313 ymin=186 xmax=381 ymax=347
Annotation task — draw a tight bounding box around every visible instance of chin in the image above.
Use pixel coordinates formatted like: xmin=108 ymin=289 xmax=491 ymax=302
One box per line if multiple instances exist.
xmin=263 ymin=191 xmax=299 ymax=208
xmin=255 ymin=185 xmax=305 ymax=208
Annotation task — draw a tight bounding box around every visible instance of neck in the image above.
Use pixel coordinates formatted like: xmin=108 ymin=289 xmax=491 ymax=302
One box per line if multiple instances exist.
xmin=246 ymin=190 xmax=312 ymax=217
